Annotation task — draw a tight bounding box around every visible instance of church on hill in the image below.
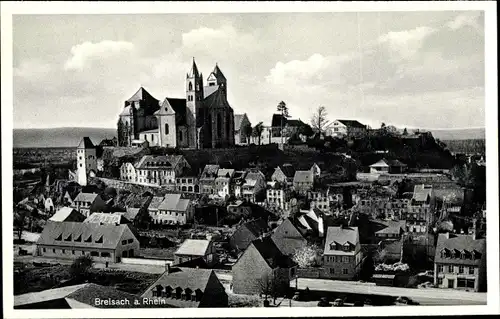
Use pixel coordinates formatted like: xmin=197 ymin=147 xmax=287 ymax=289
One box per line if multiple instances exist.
xmin=117 ymin=59 xmax=235 ymax=149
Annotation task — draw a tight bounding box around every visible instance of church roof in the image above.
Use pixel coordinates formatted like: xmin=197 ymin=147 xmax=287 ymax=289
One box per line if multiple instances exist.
xmin=157 ymin=97 xmax=187 ymax=125
xmin=77 ymin=137 xmax=95 ymax=149
xmin=234 ymin=114 xmax=246 ymax=131
xmin=188 ymin=58 xmax=200 ymax=78
xmin=212 ymin=64 xmax=226 ymax=80
xmin=126 ymin=87 xmax=158 ymax=103
xmin=204 ymin=85 xmax=219 ymax=98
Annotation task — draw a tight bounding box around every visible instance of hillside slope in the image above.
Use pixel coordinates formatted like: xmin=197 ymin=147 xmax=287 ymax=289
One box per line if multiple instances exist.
xmin=14 ymin=128 xmax=116 ymax=148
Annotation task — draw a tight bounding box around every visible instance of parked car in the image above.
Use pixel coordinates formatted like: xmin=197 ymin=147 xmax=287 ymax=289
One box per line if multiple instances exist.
xmin=317 ymin=297 xmax=330 ymax=307
xmin=396 ymin=296 xmax=419 ymax=305
xmin=333 ymin=298 xmax=344 ymax=307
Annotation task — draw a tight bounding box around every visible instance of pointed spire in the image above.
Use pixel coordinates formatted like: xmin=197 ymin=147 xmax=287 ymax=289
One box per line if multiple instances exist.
xmin=189 ymin=57 xmax=200 ymax=78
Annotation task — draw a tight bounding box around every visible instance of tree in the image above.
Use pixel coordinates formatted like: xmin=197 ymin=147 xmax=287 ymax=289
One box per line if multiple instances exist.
xmin=14 ymin=208 xmax=28 ymax=241
xmin=402 ymin=128 xmax=408 ymax=136
xmin=310 ymin=106 xmax=331 ymax=134
xmin=381 ymin=122 xmax=386 ymax=129
xmin=252 ymin=122 xmax=264 ymax=145
xmin=258 ymin=272 xmax=279 ymax=304
xmin=242 ymin=123 xmax=253 ymax=145
xmin=298 ymin=123 xmax=314 ymax=138
xmin=70 ymin=255 xmax=94 ymax=280
xmin=277 ymin=101 xmax=290 ymax=145
xmin=292 ymin=244 xmax=319 ymax=268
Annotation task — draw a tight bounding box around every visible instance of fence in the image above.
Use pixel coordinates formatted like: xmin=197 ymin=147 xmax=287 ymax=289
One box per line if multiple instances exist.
xmin=296 ymin=267 xmax=324 ymax=279
xmin=121 ymin=257 xmax=172 ymax=267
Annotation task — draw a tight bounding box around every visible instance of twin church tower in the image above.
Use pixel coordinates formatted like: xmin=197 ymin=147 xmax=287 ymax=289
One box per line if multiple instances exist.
xmin=117 ymin=58 xmax=235 ymax=149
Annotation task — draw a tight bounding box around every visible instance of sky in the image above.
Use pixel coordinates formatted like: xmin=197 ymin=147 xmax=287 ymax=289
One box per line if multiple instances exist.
xmin=13 ymin=11 xmax=485 ymax=130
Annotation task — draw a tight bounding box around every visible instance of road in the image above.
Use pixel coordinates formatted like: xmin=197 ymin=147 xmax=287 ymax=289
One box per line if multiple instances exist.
xmin=293 ymin=278 xmax=487 ymax=304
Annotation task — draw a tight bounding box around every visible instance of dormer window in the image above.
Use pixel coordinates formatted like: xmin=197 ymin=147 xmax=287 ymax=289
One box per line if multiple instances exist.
xmin=64 ymin=234 xmax=72 ymax=241
xmin=84 ymin=235 xmax=92 ymax=243
xmin=55 ymin=234 xmax=62 ymax=241
xmin=343 ymin=243 xmax=350 ymax=251
xmin=95 ymin=235 xmax=103 ymax=243
xmin=440 ymin=248 xmax=449 ymax=258
xmin=74 ymin=234 xmax=82 ymax=242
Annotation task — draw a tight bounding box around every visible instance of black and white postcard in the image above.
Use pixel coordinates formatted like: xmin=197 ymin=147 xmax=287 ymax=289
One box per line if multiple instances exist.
xmin=2 ymin=1 xmax=498 ymax=318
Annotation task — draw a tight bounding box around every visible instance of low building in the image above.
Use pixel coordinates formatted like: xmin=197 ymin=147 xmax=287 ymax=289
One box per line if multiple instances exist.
xmin=229 ymin=219 xmax=269 ymax=252
xmin=36 ymin=221 xmax=139 ymax=262
xmin=308 ymin=190 xmax=331 ymax=212
xmin=154 ymin=194 xmax=194 ymax=226
xmin=323 ymin=225 xmax=363 ymax=280
xmin=369 ymin=159 xmax=408 ymax=174
xmin=434 ymin=233 xmax=486 ymax=292
xmin=310 ymin=163 xmax=321 ymax=178
xmin=141 ymin=266 xmax=228 ymax=307
xmin=14 ymin=283 xmax=139 ymax=309
xmin=199 ymin=164 xmax=219 ymax=196
xmin=49 ymin=207 xmax=86 ymax=223
xmin=239 ymin=171 xmax=266 ymax=203
xmin=134 ymin=155 xmax=191 ymax=186
xmin=331 ymin=119 xmax=367 ymax=137
xmin=232 ymin=237 xmax=297 ymax=295
xmin=147 ymin=196 xmax=165 ymax=217
xmin=70 ymin=192 xmax=107 ymax=218
xmin=404 ymin=184 xmax=436 ymax=234
xmin=296 ymin=207 xmax=325 ymax=239
xmin=215 ymin=168 xmax=235 ymax=198
xmin=234 ymin=113 xmax=252 ymax=145
xmin=120 ymin=162 xmax=137 ymax=183
xmin=266 ymin=182 xmax=291 ymax=211
xmin=174 ymin=239 xmax=218 ymax=267
xmin=175 ymin=175 xmax=200 ymax=194
xmin=44 ymin=198 xmax=55 ymax=214
xmin=293 ymin=170 xmax=314 ymax=194
xmin=270 ymin=218 xmax=308 ymax=256
xmin=227 ymin=200 xmax=253 ymax=216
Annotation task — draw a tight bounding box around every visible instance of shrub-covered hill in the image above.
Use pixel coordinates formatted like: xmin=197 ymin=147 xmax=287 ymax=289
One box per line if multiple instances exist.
xmin=307 ymin=130 xmax=456 ymax=169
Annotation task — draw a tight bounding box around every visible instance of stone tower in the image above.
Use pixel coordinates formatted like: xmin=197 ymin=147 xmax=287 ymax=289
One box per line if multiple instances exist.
xmin=186 ymin=58 xmax=204 ymax=149
xmin=76 ymin=137 xmax=97 ymax=186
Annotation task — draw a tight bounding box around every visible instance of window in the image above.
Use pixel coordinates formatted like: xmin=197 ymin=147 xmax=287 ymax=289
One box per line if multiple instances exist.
xmin=466 ymin=279 xmax=475 ymax=289
xmin=72 ymin=250 xmax=75 ymax=255
xmin=437 ymin=277 xmax=443 ymax=285
xmin=437 ymin=264 xmax=444 ymax=273
xmin=330 ymin=268 xmax=335 ymax=274
xmin=101 ymin=252 xmax=111 ymax=257
xmin=122 ymin=240 xmax=127 ymax=245
xmin=469 ymin=267 xmax=475 ymax=275
xmin=457 ymin=278 xmax=466 ymax=288
xmin=80 ymin=164 xmax=83 ymax=167
xmin=90 ymin=251 xmax=99 ymax=257
xmin=448 ymin=265 xmax=454 ymax=273
xmin=53 ymin=249 xmax=56 ymax=253
xmin=62 ymin=249 xmax=66 ymax=254
xmin=458 ymin=265 xmax=464 ymax=274
xmin=127 ymin=239 xmax=133 ymax=244
xmin=343 ymin=269 xmax=349 ymax=275
xmin=165 ymin=123 xmax=169 ymax=135
xmin=188 ymin=82 xmax=193 ymax=91
xmin=43 ymin=248 xmax=46 ymax=252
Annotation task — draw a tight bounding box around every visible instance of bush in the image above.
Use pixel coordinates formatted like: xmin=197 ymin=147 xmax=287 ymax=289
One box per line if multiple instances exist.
xmin=70 ymin=255 xmax=94 ymax=280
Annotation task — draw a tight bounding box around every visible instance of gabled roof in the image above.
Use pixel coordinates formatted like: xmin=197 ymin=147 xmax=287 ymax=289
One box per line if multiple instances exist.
xmin=286 ymin=119 xmax=304 ymax=127
xmin=324 ymin=226 xmax=360 ymax=255
xmin=241 ymin=219 xmax=268 ymax=237
xmin=158 ymin=194 xmax=190 ymax=212
xmin=251 ymin=237 xmax=295 ymax=269
xmin=135 ymin=155 xmax=186 ymax=170
xmin=49 ymin=207 xmax=85 ymax=222
xmin=293 ymin=170 xmax=314 ymax=184
xmin=36 ymin=221 xmax=133 ymax=249
xmin=148 ymin=196 xmax=165 ymax=211
xmin=143 ymin=267 xmax=214 ymax=295
xmin=278 ymin=164 xmax=296 ymax=178
xmin=77 ymin=137 xmax=95 ymax=149
xmin=435 ymin=233 xmax=485 ymax=266
xmin=188 ymin=59 xmax=200 ymax=78
xmin=175 ymin=239 xmax=211 ymax=256
xmin=84 ymin=212 xmax=129 ymax=225
xmin=336 ymin=120 xmax=366 ymax=128
xmin=156 ymin=98 xmax=187 ymax=125
xmin=126 ymin=87 xmax=159 ymax=103
xmin=412 ymin=184 xmax=433 ymax=202
xmin=211 ymin=64 xmax=226 ymax=80
xmin=375 ymin=220 xmax=406 ymax=235
xmin=73 ymin=192 xmax=99 ymax=203
xmin=271 ymin=114 xmax=287 ymax=127
xmin=203 ymin=85 xmax=219 ymax=99
xmin=200 ymin=164 xmax=220 ymax=179
xmin=14 ymin=284 xmax=89 ymax=307
xmin=217 ymin=168 xmax=235 ymax=178
xmin=234 ymin=114 xmax=244 ymax=131
xmin=370 ymin=158 xmax=407 ymax=168
xmin=297 ymin=208 xmax=324 ymax=237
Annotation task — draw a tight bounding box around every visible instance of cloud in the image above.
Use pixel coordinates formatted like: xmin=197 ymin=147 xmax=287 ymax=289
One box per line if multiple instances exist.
xmin=447 ymin=13 xmax=482 ymax=31
xmin=14 ymin=59 xmax=51 ymax=78
xmin=64 ymin=40 xmax=135 ymax=71
xmin=378 ymin=26 xmax=437 ymax=61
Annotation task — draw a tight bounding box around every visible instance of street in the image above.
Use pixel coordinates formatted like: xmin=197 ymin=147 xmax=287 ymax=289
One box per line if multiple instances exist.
xmin=292 ymin=278 xmax=487 ymax=305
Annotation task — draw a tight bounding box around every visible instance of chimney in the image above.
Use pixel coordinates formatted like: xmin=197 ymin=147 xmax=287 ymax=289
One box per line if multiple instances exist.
xmin=165 ymin=262 xmax=171 ymax=274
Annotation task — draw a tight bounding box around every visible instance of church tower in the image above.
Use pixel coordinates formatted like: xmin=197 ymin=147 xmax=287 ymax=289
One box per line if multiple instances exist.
xmin=186 ymin=58 xmax=204 ymax=149
xmin=207 ymin=63 xmax=227 ymax=99
xmin=76 ymin=137 xmax=97 ymax=186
